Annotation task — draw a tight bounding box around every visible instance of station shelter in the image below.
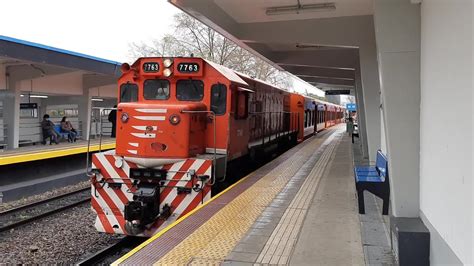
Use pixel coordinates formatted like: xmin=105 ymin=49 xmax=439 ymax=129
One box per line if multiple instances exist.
xmin=0 ymin=36 xmax=120 ymax=150
xmin=169 ymin=0 xmax=473 ymax=264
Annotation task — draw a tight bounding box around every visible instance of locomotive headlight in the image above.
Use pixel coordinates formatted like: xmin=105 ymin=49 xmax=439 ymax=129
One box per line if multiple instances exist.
xmin=163 ymin=58 xmax=173 ymax=68
xmin=121 ymin=112 xmax=129 ymax=123
xmin=169 ymin=114 xmax=181 ymax=125
xmin=163 ymin=68 xmax=172 ymax=77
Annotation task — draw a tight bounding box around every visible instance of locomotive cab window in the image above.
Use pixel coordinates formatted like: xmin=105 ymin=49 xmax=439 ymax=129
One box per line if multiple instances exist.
xmin=144 ymin=79 xmax=170 ymax=100
xmin=235 ymin=91 xmax=249 ymax=119
xmin=177 ymin=79 xmax=204 ymax=101
xmin=211 ymin=84 xmax=227 ymax=115
xmin=120 ymin=83 xmax=138 ymax=102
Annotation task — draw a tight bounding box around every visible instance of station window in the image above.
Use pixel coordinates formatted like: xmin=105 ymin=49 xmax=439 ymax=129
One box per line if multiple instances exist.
xmin=120 ymin=83 xmax=138 ymax=102
xmin=211 ymin=84 xmax=227 ymax=115
xmin=143 ymin=79 xmax=170 ymax=100
xmin=176 ymin=80 xmax=204 ymax=101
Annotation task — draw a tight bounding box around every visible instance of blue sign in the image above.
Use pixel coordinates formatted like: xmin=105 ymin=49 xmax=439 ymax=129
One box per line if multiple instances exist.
xmin=346 ymin=103 xmax=357 ymax=111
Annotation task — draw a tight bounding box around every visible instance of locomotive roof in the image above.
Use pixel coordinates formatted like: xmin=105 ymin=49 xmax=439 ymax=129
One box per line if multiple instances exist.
xmin=203 ymin=59 xmax=248 ymax=87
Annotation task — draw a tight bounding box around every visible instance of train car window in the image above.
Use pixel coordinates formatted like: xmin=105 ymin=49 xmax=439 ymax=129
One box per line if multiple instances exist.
xmin=304 ymin=110 xmax=308 ymax=127
xmin=120 ymin=83 xmax=138 ymax=102
xmin=211 ymin=84 xmax=227 ymax=115
xmin=236 ymin=91 xmax=248 ymax=119
xmin=143 ymin=79 xmax=170 ymax=100
xmin=176 ymin=80 xmax=204 ymax=101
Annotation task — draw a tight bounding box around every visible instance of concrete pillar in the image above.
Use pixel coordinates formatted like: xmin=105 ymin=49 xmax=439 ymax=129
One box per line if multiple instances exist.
xmin=3 ymin=78 xmax=21 ymax=149
xmin=374 ymin=0 xmax=420 ymax=217
xmin=78 ymin=88 xmax=92 ymax=140
xmin=354 ymin=67 xmax=369 ymax=159
xmin=359 ymin=39 xmax=382 ymax=161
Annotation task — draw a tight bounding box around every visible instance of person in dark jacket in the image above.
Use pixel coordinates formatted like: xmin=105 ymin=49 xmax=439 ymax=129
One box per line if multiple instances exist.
xmin=41 ymin=114 xmax=59 ymax=145
xmin=108 ymin=105 xmax=117 ymax=138
xmin=60 ymin=116 xmax=77 ymax=142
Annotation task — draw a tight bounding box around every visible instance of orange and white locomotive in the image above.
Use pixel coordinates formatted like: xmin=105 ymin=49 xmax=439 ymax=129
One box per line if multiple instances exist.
xmin=90 ymin=57 xmax=344 ymax=236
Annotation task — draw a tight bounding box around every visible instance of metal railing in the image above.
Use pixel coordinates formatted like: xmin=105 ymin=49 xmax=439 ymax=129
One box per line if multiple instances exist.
xmin=181 ymin=109 xmax=220 ymax=185
xmin=86 ymin=107 xmax=116 ymax=177
xmin=0 ymin=124 xmax=7 ymax=150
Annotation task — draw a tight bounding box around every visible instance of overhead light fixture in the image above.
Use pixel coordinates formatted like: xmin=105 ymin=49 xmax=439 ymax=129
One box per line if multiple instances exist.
xmin=20 ymin=94 xmax=48 ymax=99
xmin=92 ymin=98 xmax=104 ymax=102
xmin=266 ymin=2 xmax=336 ymax=16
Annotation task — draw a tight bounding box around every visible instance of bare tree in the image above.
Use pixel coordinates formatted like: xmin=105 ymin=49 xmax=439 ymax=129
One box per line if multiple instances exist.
xmin=129 ymin=13 xmax=292 ymax=90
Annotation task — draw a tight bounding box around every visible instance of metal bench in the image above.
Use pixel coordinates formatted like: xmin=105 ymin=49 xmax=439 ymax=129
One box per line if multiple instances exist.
xmin=354 ymin=150 xmax=390 ymax=215
xmin=54 ymin=125 xmax=69 ymax=141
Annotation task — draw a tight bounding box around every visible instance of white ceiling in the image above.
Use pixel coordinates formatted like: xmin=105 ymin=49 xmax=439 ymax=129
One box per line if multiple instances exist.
xmin=215 ymin=0 xmax=374 ymax=23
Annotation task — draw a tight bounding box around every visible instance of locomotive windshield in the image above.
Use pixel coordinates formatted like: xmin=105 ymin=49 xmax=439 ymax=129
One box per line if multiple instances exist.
xmin=144 ymin=79 xmax=170 ymax=100
xmin=176 ymin=79 xmax=204 ymax=101
xmin=120 ymin=83 xmax=138 ymax=102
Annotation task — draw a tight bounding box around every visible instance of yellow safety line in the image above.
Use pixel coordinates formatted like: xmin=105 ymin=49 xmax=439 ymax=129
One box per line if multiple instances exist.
xmin=115 ymin=128 xmax=336 ymax=265
xmin=153 ymin=135 xmax=327 ymax=265
xmin=112 ymin=170 xmax=253 ymax=266
xmin=0 ymin=142 xmax=115 ymax=166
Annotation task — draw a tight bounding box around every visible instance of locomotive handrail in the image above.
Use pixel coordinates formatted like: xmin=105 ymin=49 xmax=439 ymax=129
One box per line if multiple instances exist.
xmin=86 ymin=107 xmax=117 ymax=178
xmin=180 ymin=109 xmax=219 ymax=185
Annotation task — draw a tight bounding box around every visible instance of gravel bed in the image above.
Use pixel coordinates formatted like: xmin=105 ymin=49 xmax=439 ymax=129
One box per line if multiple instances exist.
xmin=0 ymin=181 xmax=90 ymax=212
xmin=0 ymin=203 xmax=122 ymax=264
xmin=0 ymin=189 xmax=90 ymax=230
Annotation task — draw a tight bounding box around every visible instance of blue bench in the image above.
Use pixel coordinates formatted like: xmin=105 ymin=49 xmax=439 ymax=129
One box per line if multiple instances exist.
xmin=354 ymin=150 xmax=390 ymax=215
xmin=54 ymin=125 xmax=69 ymax=140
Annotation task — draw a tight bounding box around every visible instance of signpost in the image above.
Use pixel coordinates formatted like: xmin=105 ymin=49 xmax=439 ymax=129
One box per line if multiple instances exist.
xmin=346 ymin=103 xmax=357 ymax=111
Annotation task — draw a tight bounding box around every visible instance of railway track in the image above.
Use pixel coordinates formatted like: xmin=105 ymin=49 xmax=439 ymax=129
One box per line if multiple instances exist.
xmin=77 ymin=236 xmax=145 ymax=265
xmin=0 ymin=187 xmax=90 ymax=233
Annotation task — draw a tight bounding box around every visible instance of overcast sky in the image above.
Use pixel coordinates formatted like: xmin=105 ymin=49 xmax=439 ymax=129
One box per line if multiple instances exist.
xmin=0 ymin=0 xmax=325 ymax=96
xmin=0 ymin=0 xmax=179 ymax=62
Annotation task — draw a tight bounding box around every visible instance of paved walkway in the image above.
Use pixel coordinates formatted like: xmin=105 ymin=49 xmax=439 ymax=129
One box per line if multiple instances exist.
xmin=117 ymin=125 xmax=395 ymax=265
xmin=225 ymin=127 xmax=365 ymax=265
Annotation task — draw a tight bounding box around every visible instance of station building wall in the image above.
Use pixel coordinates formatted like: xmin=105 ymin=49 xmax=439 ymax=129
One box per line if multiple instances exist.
xmin=419 ymin=0 xmax=472 ymax=264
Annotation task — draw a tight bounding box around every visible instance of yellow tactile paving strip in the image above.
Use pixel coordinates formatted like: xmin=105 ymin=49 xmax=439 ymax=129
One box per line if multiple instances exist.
xmin=154 ymin=133 xmax=332 ymax=265
xmin=256 ymin=132 xmax=340 ymax=264
xmin=0 ymin=142 xmax=115 ymax=165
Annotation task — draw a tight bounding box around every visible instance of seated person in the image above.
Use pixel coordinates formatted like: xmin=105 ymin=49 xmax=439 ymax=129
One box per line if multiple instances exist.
xmin=41 ymin=114 xmax=59 ymax=145
xmin=60 ymin=116 xmax=77 ymax=142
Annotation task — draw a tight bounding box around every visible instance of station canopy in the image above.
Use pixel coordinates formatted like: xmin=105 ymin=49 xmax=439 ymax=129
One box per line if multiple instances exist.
xmin=0 ymin=35 xmax=121 ymax=97
xmin=169 ymin=0 xmax=376 ymax=95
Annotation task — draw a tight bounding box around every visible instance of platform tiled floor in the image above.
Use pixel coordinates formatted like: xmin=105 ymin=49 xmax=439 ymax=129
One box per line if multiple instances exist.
xmin=224 ymin=128 xmax=366 ymax=265
xmin=117 ymin=125 xmax=396 ymax=265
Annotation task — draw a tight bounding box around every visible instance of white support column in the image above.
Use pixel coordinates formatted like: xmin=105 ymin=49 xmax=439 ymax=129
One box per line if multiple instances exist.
xmin=3 ymin=77 xmax=21 ymax=149
xmin=374 ymin=0 xmax=421 ymax=217
xmin=359 ymin=38 xmax=382 ymax=161
xmin=354 ymin=67 xmax=369 ymax=159
xmin=78 ymin=87 xmax=92 ymax=140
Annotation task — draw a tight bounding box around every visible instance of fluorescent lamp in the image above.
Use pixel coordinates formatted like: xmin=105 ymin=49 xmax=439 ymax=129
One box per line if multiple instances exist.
xmin=91 ymin=98 xmax=104 ymax=102
xmin=20 ymin=94 xmax=48 ymax=98
xmin=266 ymin=3 xmax=336 ymax=16
xmin=30 ymin=95 xmax=49 ymax=99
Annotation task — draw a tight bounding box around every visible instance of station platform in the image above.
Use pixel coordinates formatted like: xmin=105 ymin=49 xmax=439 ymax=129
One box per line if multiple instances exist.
xmin=0 ymin=138 xmax=115 ymax=166
xmin=114 ymin=125 xmax=367 ymax=265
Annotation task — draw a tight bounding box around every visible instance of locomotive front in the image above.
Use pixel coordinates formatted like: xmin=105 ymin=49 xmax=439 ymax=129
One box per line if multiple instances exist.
xmin=90 ymin=57 xmax=216 ymax=236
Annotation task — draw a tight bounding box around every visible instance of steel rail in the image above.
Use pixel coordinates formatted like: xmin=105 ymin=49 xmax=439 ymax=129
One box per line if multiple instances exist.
xmin=77 ymin=236 xmax=145 ymax=265
xmin=0 ymin=187 xmax=89 ymax=215
xmin=0 ymin=189 xmax=91 ymax=233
